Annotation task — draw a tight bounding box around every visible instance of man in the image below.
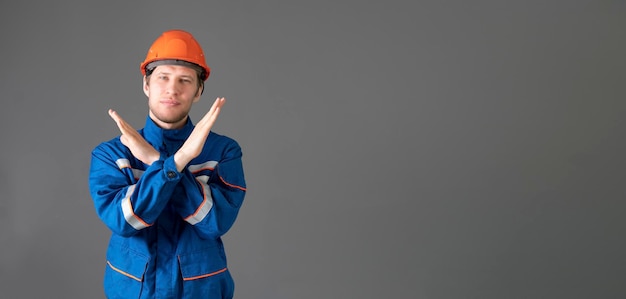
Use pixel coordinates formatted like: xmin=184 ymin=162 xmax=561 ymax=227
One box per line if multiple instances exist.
xmin=89 ymin=29 xmax=247 ymax=298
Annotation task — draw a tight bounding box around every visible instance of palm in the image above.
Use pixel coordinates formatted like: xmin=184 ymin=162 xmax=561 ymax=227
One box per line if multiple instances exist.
xmin=108 ymin=109 xmax=160 ymax=165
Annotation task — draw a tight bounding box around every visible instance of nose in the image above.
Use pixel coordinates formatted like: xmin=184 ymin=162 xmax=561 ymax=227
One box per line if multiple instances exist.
xmin=165 ymin=80 xmax=179 ymax=95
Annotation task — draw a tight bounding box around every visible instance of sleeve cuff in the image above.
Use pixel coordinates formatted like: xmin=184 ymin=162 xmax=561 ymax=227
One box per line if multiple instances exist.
xmin=163 ymin=156 xmax=182 ymax=181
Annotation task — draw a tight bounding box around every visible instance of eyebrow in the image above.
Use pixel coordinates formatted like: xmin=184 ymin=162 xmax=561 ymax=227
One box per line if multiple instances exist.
xmin=155 ymin=71 xmax=195 ymax=79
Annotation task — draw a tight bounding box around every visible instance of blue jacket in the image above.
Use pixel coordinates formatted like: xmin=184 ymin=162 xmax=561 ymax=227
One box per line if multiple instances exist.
xmin=89 ymin=116 xmax=247 ymax=298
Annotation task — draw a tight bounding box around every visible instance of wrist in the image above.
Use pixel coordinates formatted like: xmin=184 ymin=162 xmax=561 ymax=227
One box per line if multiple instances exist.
xmin=173 ymin=151 xmax=191 ymax=172
xmin=148 ymin=153 xmax=161 ymax=165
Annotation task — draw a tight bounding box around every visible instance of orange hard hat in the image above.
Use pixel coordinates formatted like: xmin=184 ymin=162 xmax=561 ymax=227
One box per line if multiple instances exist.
xmin=140 ymin=29 xmax=211 ymax=81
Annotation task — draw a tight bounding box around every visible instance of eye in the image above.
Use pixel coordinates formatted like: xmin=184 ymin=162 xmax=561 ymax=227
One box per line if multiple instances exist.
xmin=158 ymin=75 xmax=168 ymax=81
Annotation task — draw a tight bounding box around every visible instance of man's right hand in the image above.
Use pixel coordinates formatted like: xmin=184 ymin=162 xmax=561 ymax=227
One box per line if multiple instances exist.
xmin=174 ymin=97 xmax=226 ymax=172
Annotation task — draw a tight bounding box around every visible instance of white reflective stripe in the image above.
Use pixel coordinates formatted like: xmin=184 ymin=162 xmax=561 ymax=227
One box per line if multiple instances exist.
xmin=116 ymin=158 xmax=145 ymax=179
xmin=196 ymin=175 xmax=210 ymax=184
xmin=185 ymin=178 xmax=213 ymax=225
xmin=121 ymin=185 xmax=149 ymax=230
xmin=188 ymin=161 xmax=219 ymax=173
xmin=131 ymin=169 xmax=145 ymax=179
xmin=116 ymin=159 xmax=131 ymax=169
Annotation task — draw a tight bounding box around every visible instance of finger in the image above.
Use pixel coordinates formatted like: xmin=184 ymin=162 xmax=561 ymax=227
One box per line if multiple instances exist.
xmin=209 ymin=107 xmax=221 ymax=122
xmin=198 ymin=98 xmax=224 ymax=126
xmin=217 ymin=97 xmax=226 ymax=109
xmin=207 ymin=97 xmax=223 ymax=115
xmin=109 ymin=109 xmax=134 ymax=135
xmin=108 ymin=109 xmax=124 ymax=131
xmin=108 ymin=109 xmax=119 ymax=122
xmin=205 ymin=98 xmax=220 ymax=116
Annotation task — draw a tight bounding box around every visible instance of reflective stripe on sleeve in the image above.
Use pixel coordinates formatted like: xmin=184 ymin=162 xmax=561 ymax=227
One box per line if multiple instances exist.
xmin=131 ymin=169 xmax=144 ymax=180
xmin=184 ymin=175 xmax=213 ymax=225
xmin=188 ymin=161 xmax=219 ymax=174
xmin=121 ymin=185 xmax=150 ymax=230
xmin=116 ymin=158 xmax=145 ymax=180
xmin=116 ymin=158 xmax=131 ymax=169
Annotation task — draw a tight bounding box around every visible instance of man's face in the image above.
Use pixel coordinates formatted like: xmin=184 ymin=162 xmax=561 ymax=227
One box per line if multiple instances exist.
xmin=144 ymin=64 xmax=202 ymax=129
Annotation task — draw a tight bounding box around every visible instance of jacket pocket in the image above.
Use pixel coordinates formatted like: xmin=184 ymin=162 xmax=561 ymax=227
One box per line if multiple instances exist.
xmin=178 ymin=246 xmax=234 ymax=298
xmin=104 ymin=243 xmax=150 ymax=299
xmin=178 ymin=246 xmax=227 ymax=281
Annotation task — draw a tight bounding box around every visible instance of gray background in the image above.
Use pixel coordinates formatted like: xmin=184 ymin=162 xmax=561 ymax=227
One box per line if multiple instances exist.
xmin=1 ymin=1 xmax=625 ymax=298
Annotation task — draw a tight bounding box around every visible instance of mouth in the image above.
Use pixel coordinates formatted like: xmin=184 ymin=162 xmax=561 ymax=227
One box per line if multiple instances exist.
xmin=160 ymin=99 xmax=180 ymax=106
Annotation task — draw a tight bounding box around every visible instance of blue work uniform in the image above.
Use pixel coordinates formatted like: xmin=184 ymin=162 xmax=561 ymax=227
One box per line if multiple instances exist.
xmin=89 ymin=116 xmax=247 ymax=298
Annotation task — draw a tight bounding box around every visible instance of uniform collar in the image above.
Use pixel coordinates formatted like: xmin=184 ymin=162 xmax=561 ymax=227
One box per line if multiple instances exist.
xmin=143 ymin=115 xmax=194 ymax=144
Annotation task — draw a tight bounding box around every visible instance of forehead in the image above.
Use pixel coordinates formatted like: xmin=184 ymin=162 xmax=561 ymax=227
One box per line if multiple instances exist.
xmin=152 ymin=64 xmax=198 ymax=77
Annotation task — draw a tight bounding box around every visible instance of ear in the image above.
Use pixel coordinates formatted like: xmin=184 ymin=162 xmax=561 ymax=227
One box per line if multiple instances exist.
xmin=143 ymin=76 xmax=150 ymax=97
xmin=192 ymin=85 xmax=203 ymax=103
